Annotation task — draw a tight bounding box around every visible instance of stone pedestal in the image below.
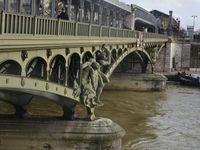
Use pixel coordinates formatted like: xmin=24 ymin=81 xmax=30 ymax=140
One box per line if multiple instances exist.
xmin=106 ymin=73 xmax=167 ymax=91
xmin=0 ymin=118 xmax=125 ymax=150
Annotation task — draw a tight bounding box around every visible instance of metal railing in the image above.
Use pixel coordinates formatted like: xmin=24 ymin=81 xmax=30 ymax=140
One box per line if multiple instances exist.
xmin=0 ymin=11 xmax=167 ymax=39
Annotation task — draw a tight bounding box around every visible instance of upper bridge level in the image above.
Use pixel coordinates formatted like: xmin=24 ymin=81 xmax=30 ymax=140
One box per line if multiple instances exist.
xmin=0 ymin=11 xmax=167 ymax=50
xmin=0 ymin=0 xmax=162 ymax=32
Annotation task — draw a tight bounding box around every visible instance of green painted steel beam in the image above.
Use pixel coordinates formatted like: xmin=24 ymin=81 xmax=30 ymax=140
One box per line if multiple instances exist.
xmin=0 ymin=74 xmax=79 ymax=102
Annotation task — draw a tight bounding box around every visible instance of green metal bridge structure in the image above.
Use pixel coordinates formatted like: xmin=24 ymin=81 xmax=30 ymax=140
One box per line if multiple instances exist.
xmin=0 ymin=11 xmax=168 ymax=120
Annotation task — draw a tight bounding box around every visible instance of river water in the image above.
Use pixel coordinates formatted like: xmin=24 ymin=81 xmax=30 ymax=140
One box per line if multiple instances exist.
xmin=98 ymin=84 xmax=200 ymax=150
xmin=0 ymin=84 xmax=200 ymax=150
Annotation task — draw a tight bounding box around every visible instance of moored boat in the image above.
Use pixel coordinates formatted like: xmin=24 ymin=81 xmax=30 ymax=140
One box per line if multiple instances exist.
xmin=178 ymin=72 xmax=200 ymax=87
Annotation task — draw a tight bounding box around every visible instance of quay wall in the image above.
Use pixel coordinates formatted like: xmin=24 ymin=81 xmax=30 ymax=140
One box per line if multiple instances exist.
xmin=105 ymin=73 xmax=167 ymax=91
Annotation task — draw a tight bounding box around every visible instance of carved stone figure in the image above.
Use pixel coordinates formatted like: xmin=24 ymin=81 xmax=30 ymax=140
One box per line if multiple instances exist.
xmin=150 ymin=47 xmax=159 ymax=72
xmin=39 ymin=0 xmax=51 ymax=17
xmin=96 ymin=45 xmax=111 ymax=66
xmin=74 ymin=59 xmax=109 ymax=120
xmin=57 ymin=8 xmax=69 ymax=20
xmin=55 ymin=0 xmax=64 ymax=16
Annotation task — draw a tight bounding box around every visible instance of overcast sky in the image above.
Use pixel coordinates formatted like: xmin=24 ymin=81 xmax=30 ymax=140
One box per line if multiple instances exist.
xmin=119 ymin=0 xmax=200 ymax=30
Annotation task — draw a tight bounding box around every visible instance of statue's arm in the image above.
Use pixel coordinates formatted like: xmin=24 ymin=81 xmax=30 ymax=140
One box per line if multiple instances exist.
xmin=100 ymin=71 xmax=110 ymax=83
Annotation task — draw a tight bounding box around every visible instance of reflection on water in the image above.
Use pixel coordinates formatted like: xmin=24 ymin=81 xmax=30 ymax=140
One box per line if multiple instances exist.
xmin=1 ymin=84 xmax=200 ymax=150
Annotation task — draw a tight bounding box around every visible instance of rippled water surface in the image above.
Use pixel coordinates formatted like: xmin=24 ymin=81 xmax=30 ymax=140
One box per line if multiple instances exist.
xmin=98 ymin=85 xmax=200 ymax=150
xmin=1 ymin=84 xmax=200 ymax=150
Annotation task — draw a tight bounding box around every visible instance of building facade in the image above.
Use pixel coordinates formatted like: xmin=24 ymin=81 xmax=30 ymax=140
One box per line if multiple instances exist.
xmin=150 ymin=10 xmax=180 ymax=35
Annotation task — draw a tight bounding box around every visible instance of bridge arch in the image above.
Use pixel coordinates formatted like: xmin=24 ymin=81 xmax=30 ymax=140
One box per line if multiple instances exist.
xmin=137 ymin=48 xmax=153 ymax=64
xmin=134 ymin=50 xmax=152 ymax=73
xmin=49 ymin=55 xmax=66 ymax=85
xmin=107 ymin=48 xmax=153 ymax=77
xmin=67 ymin=52 xmax=81 ymax=62
xmin=117 ymin=48 xmax=123 ymax=57
xmin=111 ymin=49 xmax=117 ymax=63
xmin=26 ymin=57 xmax=47 ymax=79
xmin=82 ymin=51 xmax=94 ymax=63
xmin=68 ymin=53 xmax=81 ymax=88
xmin=0 ymin=60 xmax=22 ymax=75
xmin=157 ymin=44 xmax=166 ymax=55
xmin=123 ymin=48 xmax=128 ymax=53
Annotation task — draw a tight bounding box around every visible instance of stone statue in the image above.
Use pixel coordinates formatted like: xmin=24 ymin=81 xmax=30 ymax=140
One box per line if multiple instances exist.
xmin=150 ymin=47 xmax=159 ymax=72
xmin=73 ymin=59 xmax=109 ymax=120
xmin=72 ymin=44 xmax=112 ymax=121
xmin=39 ymin=0 xmax=51 ymax=17
xmin=96 ymin=45 xmax=111 ymax=66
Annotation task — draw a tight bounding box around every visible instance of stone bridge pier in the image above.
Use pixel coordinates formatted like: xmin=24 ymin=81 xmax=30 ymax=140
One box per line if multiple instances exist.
xmin=106 ymin=46 xmax=167 ymax=91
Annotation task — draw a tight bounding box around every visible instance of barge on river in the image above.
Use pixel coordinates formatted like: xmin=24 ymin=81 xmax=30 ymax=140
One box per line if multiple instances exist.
xmin=178 ymin=72 xmax=200 ymax=87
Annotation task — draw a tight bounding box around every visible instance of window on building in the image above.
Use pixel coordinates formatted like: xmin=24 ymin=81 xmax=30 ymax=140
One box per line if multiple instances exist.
xmin=0 ymin=0 xmax=4 ymax=11
xmin=21 ymin=0 xmax=32 ymax=15
xmin=8 ymin=0 xmax=19 ymax=12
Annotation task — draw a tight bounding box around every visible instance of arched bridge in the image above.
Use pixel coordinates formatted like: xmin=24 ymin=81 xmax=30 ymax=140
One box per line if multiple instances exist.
xmin=0 ymin=11 xmax=168 ymax=120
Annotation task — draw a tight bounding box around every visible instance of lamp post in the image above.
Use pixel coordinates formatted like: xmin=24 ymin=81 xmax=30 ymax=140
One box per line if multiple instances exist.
xmin=181 ymin=35 xmax=185 ymax=70
xmin=191 ymin=16 xmax=197 ymax=40
xmin=191 ymin=15 xmax=197 ymax=29
xmin=197 ymin=51 xmax=200 ymax=72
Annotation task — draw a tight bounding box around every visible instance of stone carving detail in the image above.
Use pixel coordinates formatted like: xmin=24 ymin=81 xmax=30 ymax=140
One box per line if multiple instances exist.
xmin=21 ymin=50 xmax=28 ymax=61
xmin=80 ymin=59 xmax=109 ymax=120
xmin=150 ymin=45 xmax=162 ymax=72
xmin=39 ymin=0 xmax=52 ymax=17
xmin=73 ymin=46 xmax=111 ymax=121
xmin=96 ymin=45 xmax=111 ymax=66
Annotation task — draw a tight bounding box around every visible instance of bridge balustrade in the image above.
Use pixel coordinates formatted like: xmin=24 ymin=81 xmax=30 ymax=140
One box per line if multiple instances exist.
xmin=101 ymin=26 xmax=109 ymax=37
xmin=91 ymin=24 xmax=101 ymax=37
xmin=118 ymin=29 xmax=124 ymax=37
xmin=0 ymin=11 xmax=167 ymax=40
xmin=59 ymin=20 xmax=75 ymax=36
xmin=110 ymin=27 xmax=117 ymax=37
